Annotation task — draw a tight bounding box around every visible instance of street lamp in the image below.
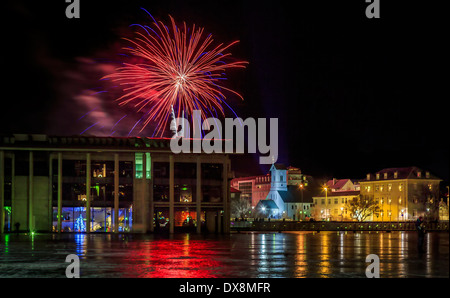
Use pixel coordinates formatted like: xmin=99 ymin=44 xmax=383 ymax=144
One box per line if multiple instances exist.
xmin=323 ymin=186 xmax=328 ymax=221
xmin=299 ymin=183 xmax=304 ymax=220
xmin=447 ymin=186 xmax=449 ymax=208
xmin=340 ymin=207 xmax=344 ymax=222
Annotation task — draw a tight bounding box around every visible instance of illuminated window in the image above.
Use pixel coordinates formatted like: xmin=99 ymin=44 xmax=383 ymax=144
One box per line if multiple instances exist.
xmin=384 ymin=173 xmax=388 ymax=179
xmin=394 ymin=172 xmax=398 ymax=179
xmin=367 ymin=186 xmax=371 ymax=192
xmin=380 ymin=185 xmax=384 ymax=192
xmin=135 ymin=153 xmax=151 ymax=179
xmin=375 ymin=185 xmax=379 ymax=192
xmin=398 ymin=197 xmax=402 ymax=204
xmin=388 ymin=184 xmax=392 ymax=191
xmin=428 ymin=184 xmax=432 ymax=191
xmin=399 ymin=183 xmax=403 ymax=191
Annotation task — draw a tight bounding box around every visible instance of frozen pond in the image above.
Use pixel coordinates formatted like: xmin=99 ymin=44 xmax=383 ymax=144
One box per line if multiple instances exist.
xmin=0 ymin=231 xmax=448 ymax=278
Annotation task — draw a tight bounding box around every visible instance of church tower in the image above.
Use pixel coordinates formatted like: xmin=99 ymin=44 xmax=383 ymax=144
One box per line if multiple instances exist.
xmin=270 ymin=163 xmax=287 ymax=191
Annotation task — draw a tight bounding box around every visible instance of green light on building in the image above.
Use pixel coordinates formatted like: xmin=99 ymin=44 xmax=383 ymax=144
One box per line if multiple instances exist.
xmin=135 ymin=153 xmax=151 ymax=179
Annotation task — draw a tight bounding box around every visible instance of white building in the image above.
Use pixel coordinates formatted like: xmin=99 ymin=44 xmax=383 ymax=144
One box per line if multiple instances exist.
xmin=260 ymin=164 xmax=312 ymax=220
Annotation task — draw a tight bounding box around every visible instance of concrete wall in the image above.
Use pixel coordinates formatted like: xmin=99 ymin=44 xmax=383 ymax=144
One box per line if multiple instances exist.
xmin=33 ymin=176 xmax=49 ymax=231
xmin=12 ymin=176 xmax=49 ymax=232
xmin=12 ymin=176 xmax=28 ymax=231
xmin=132 ymin=177 xmax=148 ymax=233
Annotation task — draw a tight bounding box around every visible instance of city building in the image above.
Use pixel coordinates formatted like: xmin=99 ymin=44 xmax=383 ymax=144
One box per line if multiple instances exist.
xmin=261 ymin=164 xmax=313 ymax=220
xmin=326 ymin=178 xmax=359 ymax=192
xmin=312 ymin=178 xmax=360 ymax=221
xmin=360 ymin=167 xmax=442 ymax=221
xmin=287 ymin=166 xmax=303 ymax=185
xmin=230 ymin=165 xmax=306 ymax=209
xmin=0 ymin=134 xmax=232 ymax=234
xmin=230 ymin=174 xmax=271 ymax=208
xmin=312 ymin=190 xmax=360 ymax=221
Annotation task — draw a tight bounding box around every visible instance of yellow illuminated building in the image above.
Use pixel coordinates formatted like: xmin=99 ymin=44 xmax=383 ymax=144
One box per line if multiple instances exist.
xmin=360 ymin=167 xmax=442 ymax=222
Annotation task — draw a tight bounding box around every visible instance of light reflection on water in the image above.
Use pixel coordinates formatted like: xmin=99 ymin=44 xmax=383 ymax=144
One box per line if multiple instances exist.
xmin=0 ymin=231 xmax=448 ymax=278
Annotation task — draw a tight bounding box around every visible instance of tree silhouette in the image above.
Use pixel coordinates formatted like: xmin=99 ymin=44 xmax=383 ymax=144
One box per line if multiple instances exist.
xmin=346 ymin=195 xmax=380 ymax=222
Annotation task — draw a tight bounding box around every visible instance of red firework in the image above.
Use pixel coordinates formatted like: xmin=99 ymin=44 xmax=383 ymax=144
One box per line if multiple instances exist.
xmin=104 ymin=13 xmax=247 ymax=136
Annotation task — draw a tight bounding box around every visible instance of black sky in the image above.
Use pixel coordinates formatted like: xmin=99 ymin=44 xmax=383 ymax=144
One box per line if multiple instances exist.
xmin=2 ymin=0 xmax=448 ymax=183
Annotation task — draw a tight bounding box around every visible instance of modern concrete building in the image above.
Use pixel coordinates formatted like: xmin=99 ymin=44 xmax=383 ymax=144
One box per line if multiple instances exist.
xmin=0 ymin=134 xmax=232 ymax=234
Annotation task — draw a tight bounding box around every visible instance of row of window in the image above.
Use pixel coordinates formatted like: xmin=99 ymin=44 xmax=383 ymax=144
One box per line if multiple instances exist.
xmin=370 ymin=171 xmax=430 ymax=180
xmin=363 ymin=183 xmax=402 ymax=192
xmin=314 ymin=197 xmax=351 ymax=205
xmin=290 ymin=204 xmax=310 ymax=210
xmin=255 ymin=176 xmax=270 ymax=183
xmin=320 ymin=209 xmax=406 ymax=216
xmin=363 ymin=182 xmax=434 ymax=193
xmin=314 ymin=197 xmax=407 ymax=206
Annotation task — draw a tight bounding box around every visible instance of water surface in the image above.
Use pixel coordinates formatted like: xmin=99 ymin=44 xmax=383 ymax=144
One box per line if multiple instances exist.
xmin=0 ymin=231 xmax=448 ymax=278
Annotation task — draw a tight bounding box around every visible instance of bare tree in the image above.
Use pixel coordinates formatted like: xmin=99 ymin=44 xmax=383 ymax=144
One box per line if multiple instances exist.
xmin=346 ymin=195 xmax=380 ymax=222
xmin=230 ymin=196 xmax=251 ymax=219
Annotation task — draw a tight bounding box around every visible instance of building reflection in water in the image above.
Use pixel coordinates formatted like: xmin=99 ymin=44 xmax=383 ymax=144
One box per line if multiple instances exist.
xmin=254 ymin=233 xmax=288 ymax=278
xmin=36 ymin=231 xmax=446 ymax=278
xmin=122 ymin=234 xmax=225 ymax=278
xmin=75 ymin=233 xmax=87 ymax=257
xmin=318 ymin=232 xmax=331 ymax=277
xmin=294 ymin=232 xmax=307 ymax=277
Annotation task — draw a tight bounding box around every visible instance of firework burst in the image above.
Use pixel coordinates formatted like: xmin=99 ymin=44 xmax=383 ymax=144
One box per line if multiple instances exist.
xmin=104 ymin=10 xmax=247 ymax=137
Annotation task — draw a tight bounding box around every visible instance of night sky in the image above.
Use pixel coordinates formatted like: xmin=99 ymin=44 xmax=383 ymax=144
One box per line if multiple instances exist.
xmin=2 ymin=0 xmax=448 ymax=184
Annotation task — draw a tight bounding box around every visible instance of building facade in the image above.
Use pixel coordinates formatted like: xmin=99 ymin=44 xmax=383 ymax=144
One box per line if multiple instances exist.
xmin=0 ymin=134 xmax=232 ymax=234
xmin=230 ymin=174 xmax=271 ymax=208
xmin=230 ymin=165 xmax=306 ymax=209
xmin=312 ymin=190 xmax=360 ymax=221
xmin=312 ymin=178 xmax=360 ymax=221
xmin=360 ymin=167 xmax=442 ymax=222
xmin=262 ymin=164 xmax=312 ymax=220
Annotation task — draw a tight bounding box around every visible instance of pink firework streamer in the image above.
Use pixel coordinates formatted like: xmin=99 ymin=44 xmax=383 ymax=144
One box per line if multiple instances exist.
xmin=103 ymin=11 xmax=247 ymax=137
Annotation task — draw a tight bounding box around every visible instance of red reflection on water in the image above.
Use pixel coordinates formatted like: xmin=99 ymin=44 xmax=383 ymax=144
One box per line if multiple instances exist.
xmin=121 ymin=237 xmax=226 ymax=278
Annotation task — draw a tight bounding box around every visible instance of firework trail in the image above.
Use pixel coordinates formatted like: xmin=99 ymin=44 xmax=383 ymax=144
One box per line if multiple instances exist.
xmin=103 ymin=9 xmax=247 ymax=137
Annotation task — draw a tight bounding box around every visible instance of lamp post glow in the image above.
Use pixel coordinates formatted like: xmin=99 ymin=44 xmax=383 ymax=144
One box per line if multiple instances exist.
xmin=299 ymin=183 xmax=304 ymax=220
xmin=323 ymin=186 xmax=328 ymax=221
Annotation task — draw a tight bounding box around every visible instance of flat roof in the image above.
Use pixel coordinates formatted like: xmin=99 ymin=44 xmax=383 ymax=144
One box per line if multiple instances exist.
xmin=0 ymin=134 xmax=234 ymax=154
